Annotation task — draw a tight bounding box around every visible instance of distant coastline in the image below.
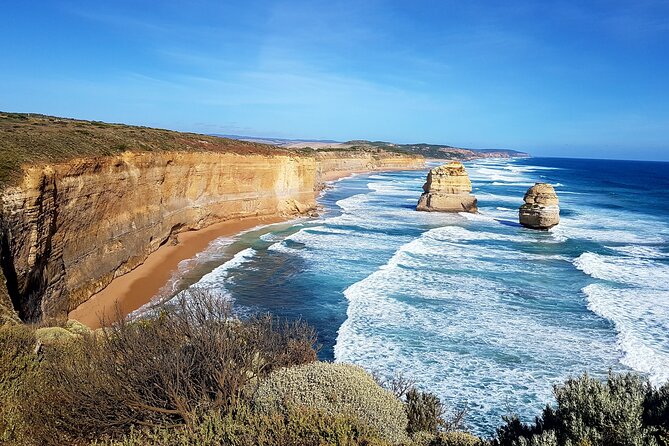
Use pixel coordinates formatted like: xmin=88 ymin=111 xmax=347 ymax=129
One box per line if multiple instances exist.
xmin=214 ymin=133 xmax=530 ymax=161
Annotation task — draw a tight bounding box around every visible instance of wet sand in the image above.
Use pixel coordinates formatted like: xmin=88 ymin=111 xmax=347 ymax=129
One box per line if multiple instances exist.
xmin=69 ymin=216 xmax=286 ymax=329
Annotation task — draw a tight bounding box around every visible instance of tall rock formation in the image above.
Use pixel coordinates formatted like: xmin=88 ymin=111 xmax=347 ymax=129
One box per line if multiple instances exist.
xmin=518 ymin=183 xmax=560 ymax=229
xmin=416 ymin=162 xmax=477 ymax=213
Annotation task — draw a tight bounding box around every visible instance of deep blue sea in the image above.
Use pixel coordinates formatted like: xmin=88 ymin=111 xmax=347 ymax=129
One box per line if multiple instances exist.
xmin=141 ymin=157 xmax=669 ymax=435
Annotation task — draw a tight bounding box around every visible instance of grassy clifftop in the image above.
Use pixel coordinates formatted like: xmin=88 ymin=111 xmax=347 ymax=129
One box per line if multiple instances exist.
xmin=0 ymin=113 xmax=423 ymax=187
xmin=0 ymin=112 xmax=292 ymax=186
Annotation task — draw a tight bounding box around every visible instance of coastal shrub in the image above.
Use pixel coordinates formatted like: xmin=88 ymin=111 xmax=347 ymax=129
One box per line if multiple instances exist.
xmin=0 ymin=323 xmax=40 ymax=445
xmin=644 ymin=382 xmax=669 ymax=443
xmin=376 ymin=371 xmax=415 ymax=399
xmin=406 ymin=387 xmax=446 ymax=434
xmin=430 ymin=431 xmax=485 ymax=446
xmin=513 ymin=431 xmax=559 ymax=446
xmin=28 ymin=289 xmax=318 ymax=443
xmin=493 ymin=372 xmax=662 ymax=446
xmin=253 ymin=362 xmax=409 ymax=444
xmin=410 ymin=430 xmax=439 ymax=446
xmin=92 ymin=404 xmax=392 ymax=446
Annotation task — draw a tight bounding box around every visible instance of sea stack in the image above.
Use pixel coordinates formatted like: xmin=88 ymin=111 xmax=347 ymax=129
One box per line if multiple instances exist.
xmin=416 ymin=162 xmax=478 ymax=213
xmin=518 ymin=183 xmax=560 ymax=229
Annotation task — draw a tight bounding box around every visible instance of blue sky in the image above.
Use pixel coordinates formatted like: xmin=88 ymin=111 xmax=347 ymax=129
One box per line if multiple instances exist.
xmin=1 ymin=1 xmax=668 ymax=160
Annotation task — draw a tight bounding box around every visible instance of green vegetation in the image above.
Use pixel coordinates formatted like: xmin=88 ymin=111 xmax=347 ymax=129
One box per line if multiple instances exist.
xmin=0 ymin=112 xmax=423 ymax=187
xmin=0 ymin=323 xmax=39 ymax=445
xmin=405 ymin=387 xmax=447 ymax=434
xmin=0 ymin=112 xmax=285 ymax=186
xmin=493 ymin=373 xmax=669 ymax=446
xmin=94 ymin=405 xmax=391 ymax=446
xmin=342 ymin=140 xmax=528 ymax=160
xmin=1 ymin=289 xmax=667 ymax=446
xmin=254 ymin=362 xmax=409 ymax=444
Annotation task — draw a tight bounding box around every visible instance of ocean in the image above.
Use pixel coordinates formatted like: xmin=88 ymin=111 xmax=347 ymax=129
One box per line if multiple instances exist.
xmin=147 ymin=157 xmax=669 ymax=435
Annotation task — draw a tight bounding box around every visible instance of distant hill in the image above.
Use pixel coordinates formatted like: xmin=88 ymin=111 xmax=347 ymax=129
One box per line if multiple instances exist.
xmin=215 ymin=135 xmax=530 ymax=160
xmin=347 ymin=140 xmax=530 ymax=160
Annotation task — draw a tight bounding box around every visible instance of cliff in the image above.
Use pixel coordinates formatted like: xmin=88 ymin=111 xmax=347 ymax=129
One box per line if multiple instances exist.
xmin=0 ymin=113 xmax=422 ymax=322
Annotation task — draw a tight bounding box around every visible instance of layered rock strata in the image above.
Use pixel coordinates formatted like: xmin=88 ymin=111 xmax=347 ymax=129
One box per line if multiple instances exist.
xmin=518 ymin=183 xmax=560 ymax=229
xmin=416 ymin=162 xmax=477 ymax=213
xmin=0 ymin=150 xmax=423 ymax=322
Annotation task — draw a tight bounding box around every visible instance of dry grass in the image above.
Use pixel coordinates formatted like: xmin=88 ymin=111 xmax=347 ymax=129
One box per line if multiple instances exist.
xmin=0 ymin=112 xmax=290 ymax=186
xmin=0 ymin=112 xmax=423 ymax=187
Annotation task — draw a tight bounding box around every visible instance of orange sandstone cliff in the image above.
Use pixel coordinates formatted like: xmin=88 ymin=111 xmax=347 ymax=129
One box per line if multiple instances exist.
xmin=0 ymin=114 xmax=423 ymax=322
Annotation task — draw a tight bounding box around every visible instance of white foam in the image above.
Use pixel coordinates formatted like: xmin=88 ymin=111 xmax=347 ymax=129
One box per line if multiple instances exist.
xmin=476 ymin=192 xmax=523 ymax=204
xmin=197 ymin=247 xmax=257 ymax=286
xmin=574 ymin=252 xmax=669 ymax=289
xmin=574 ymin=252 xmax=669 ymax=385
xmin=335 ymin=228 xmax=620 ymax=433
xmin=492 ymin=181 xmax=536 ymax=187
xmin=582 ymin=284 xmax=669 ymax=385
xmin=608 ymin=245 xmax=668 ymax=258
xmin=553 ymin=223 xmax=666 ymax=245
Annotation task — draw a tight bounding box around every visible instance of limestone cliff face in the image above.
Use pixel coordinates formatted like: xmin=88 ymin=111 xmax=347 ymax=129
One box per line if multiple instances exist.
xmin=0 ymin=150 xmax=422 ymax=321
xmin=416 ymin=162 xmax=477 ymax=213
xmin=314 ymin=151 xmax=424 ymax=182
xmin=518 ymin=183 xmax=560 ymax=229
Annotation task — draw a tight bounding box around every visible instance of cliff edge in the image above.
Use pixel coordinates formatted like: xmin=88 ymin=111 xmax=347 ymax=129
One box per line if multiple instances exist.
xmin=0 ymin=113 xmax=423 ymax=322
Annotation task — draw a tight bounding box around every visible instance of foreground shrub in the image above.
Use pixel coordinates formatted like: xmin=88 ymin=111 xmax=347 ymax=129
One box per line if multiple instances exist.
xmin=406 ymin=387 xmax=445 ymax=434
xmin=494 ymin=372 xmax=664 ymax=446
xmin=94 ymin=405 xmax=392 ymax=446
xmin=253 ymin=362 xmax=409 ymax=444
xmin=431 ymin=431 xmax=485 ymax=446
xmin=644 ymin=382 xmax=669 ymax=442
xmin=25 ymin=289 xmax=318 ymax=444
xmin=0 ymin=323 xmax=40 ymax=445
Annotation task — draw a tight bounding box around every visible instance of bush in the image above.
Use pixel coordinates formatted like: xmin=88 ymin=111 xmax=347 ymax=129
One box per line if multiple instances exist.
xmin=0 ymin=323 xmax=40 ymax=445
xmin=513 ymin=431 xmax=559 ymax=446
xmin=431 ymin=431 xmax=484 ymax=446
xmin=493 ymin=372 xmax=663 ymax=446
xmin=25 ymin=289 xmax=318 ymax=444
xmin=253 ymin=362 xmax=409 ymax=444
xmin=644 ymin=382 xmax=669 ymax=442
xmin=94 ymin=405 xmax=392 ymax=446
xmin=406 ymin=387 xmax=445 ymax=434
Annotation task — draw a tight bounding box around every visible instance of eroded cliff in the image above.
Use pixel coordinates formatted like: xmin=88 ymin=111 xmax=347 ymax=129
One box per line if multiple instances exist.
xmin=0 ymin=145 xmax=422 ymax=322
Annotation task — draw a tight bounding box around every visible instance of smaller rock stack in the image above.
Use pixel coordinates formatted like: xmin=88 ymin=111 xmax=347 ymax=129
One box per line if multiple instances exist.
xmin=416 ymin=162 xmax=478 ymax=213
xmin=518 ymin=183 xmax=560 ymax=229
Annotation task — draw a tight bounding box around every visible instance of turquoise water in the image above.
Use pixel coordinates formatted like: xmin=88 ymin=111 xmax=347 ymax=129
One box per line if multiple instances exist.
xmin=140 ymin=157 xmax=669 ymax=435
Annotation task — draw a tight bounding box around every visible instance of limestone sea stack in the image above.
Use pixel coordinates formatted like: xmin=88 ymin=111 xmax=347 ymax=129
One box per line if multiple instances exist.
xmin=416 ymin=162 xmax=477 ymax=213
xmin=518 ymin=183 xmax=560 ymax=229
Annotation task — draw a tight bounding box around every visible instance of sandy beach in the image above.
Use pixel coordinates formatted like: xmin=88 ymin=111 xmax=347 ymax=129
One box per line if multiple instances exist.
xmin=67 ymin=165 xmax=425 ymax=329
xmin=69 ymin=215 xmax=286 ymax=329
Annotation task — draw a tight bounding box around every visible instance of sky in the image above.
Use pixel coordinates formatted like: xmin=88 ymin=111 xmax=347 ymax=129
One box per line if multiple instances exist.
xmin=1 ymin=1 xmax=668 ymax=160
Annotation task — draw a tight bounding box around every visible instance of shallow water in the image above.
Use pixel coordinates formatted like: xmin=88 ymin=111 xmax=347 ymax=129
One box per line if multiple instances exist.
xmin=142 ymin=157 xmax=669 ymax=435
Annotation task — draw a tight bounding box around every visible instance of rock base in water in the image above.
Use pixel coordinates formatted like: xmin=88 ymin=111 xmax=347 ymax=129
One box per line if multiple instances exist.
xmin=416 ymin=193 xmax=478 ymax=213
xmin=519 ymin=183 xmax=560 ymax=229
xmin=416 ymin=162 xmax=478 ymax=213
